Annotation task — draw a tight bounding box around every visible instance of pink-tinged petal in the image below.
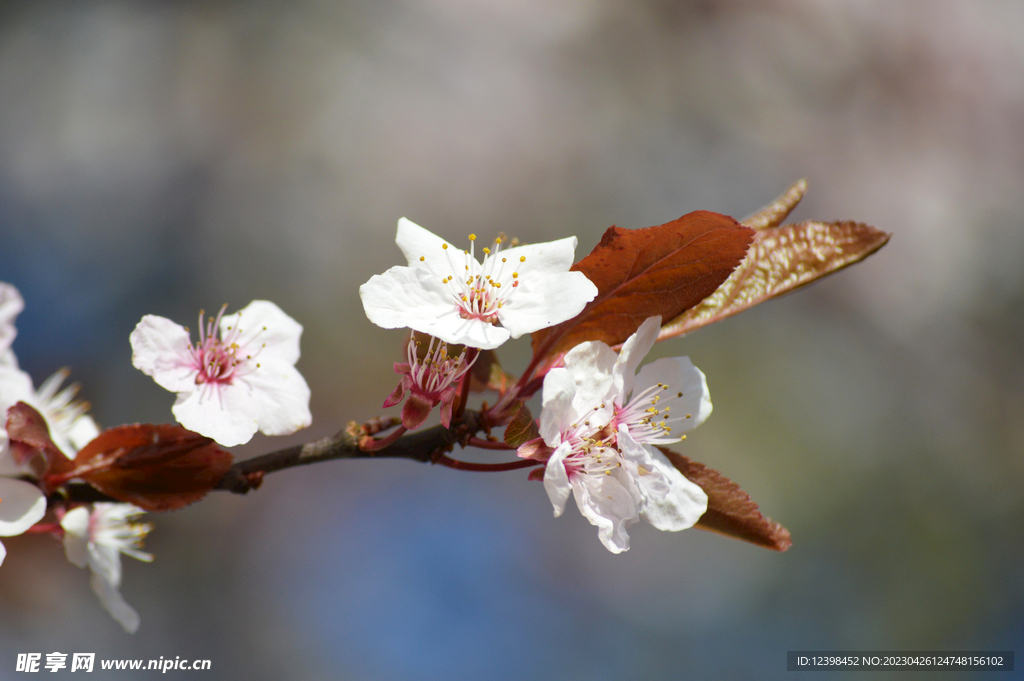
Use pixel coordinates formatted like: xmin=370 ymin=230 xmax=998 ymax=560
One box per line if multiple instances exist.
xmin=613 ymin=316 xmax=662 ymax=399
xmin=539 ymin=369 xmax=576 ymax=447
xmin=641 ymin=448 xmax=708 ymax=532
xmin=543 ymin=442 xmax=573 ymax=517
xmin=497 ymin=271 xmax=597 ymax=338
xmin=171 ymin=388 xmax=258 ymax=448
xmin=60 ymin=507 xmax=91 ymax=569
xmin=221 ymin=300 xmax=303 ymax=366
xmin=0 ymin=477 xmax=46 ymax=536
xmin=90 ymin=571 xmax=140 ymax=634
xmin=633 ymin=356 xmax=712 ymax=433
xmin=130 ymin=316 xmax=197 ymax=393
xmin=437 ymin=386 xmax=457 ymax=428
xmin=382 ymin=376 xmax=411 ymax=409
xmin=401 ymin=393 xmax=434 ymax=430
xmin=573 ymin=473 xmax=639 ymax=554
xmin=232 ymin=358 xmax=312 ymax=439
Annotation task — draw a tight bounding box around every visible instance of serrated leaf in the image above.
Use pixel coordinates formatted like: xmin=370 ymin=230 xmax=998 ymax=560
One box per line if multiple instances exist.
xmin=660 ymin=448 xmax=791 ymax=551
xmin=659 ymin=220 xmax=890 ymax=341
xmin=741 ymin=179 xmax=807 ymax=230
xmin=67 ymin=424 xmax=233 ymax=512
xmin=503 ymin=403 xmax=540 ymax=448
xmin=531 ymin=211 xmax=753 ymax=360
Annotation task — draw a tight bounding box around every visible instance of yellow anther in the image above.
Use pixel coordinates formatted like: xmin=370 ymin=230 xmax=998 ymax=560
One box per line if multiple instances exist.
xmin=519 ymin=256 xmax=526 ymax=262
xmin=420 ymin=256 xmax=425 ymax=261
xmin=469 ymin=234 xmax=477 ymax=241
xmin=495 ymin=237 xmax=502 ymax=244
xmin=442 ymin=243 xmax=449 ymax=250
xmin=686 ymin=414 xmax=691 ymax=419
xmin=512 ymin=272 xmax=518 ymax=278
xmin=677 ymin=392 xmax=683 ymax=397
xmin=502 ymin=257 xmax=507 ymax=263
xmin=483 ymin=247 xmax=491 ymax=255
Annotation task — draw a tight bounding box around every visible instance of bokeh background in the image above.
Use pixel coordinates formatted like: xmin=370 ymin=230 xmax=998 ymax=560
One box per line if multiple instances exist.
xmin=1 ymin=0 xmax=1022 ymax=679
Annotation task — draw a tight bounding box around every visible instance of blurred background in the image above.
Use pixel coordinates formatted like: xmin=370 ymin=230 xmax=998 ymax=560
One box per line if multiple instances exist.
xmin=1 ymin=0 xmax=1022 ymax=678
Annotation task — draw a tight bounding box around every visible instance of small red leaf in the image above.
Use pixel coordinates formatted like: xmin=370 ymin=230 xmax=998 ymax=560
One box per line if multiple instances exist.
xmin=661 ymin=448 xmax=792 ymax=551
xmin=68 ymin=424 xmax=233 ymax=512
xmin=503 ymin=403 xmax=541 ymax=448
xmin=531 ymin=211 xmax=753 ymax=360
xmin=659 ymin=220 xmax=891 ymax=341
xmin=5 ymin=401 xmax=74 ymax=479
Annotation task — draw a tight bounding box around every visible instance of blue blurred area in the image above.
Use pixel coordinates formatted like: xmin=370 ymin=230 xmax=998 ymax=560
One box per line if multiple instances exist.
xmin=2 ymin=0 xmax=1024 ymax=679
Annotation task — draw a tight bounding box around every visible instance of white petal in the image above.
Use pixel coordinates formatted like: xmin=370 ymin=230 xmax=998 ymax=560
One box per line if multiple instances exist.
xmin=617 ymin=426 xmax=670 ymax=501
xmin=171 ymin=388 xmax=258 ymax=447
xmin=88 ymin=541 xmax=123 ymax=588
xmin=640 ymin=448 xmax=708 ymax=532
xmin=422 ymin=311 xmax=511 ymax=350
xmin=633 ymin=356 xmax=712 ymax=433
xmin=542 ymin=442 xmax=573 ymax=517
xmin=129 ymin=316 xmax=197 ymax=393
xmin=539 ymin=369 xmax=576 ymax=446
xmin=221 ymin=300 xmax=303 ymax=366
xmin=0 ymin=478 xmax=46 ymax=536
xmin=0 ymin=282 xmax=24 ymax=355
xmin=496 ymin=236 xmax=579 ymax=275
xmin=360 ymin=266 xmax=454 ymax=328
xmin=0 ymin=364 xmax=35 ymax=407
xmin=0 ymin=540 xmax=6 ymax=566
xmin=235 ymin=358 xmax=312 ymax=437
xmin=66 ymin=415 xmax=101 ymax=453
xmin=613 ymin=316 xmax=662 ymax=399
xmin=60 ymin=507 xmax=91 ymax=569
xmin=395 ymin=218 xmax=460 ymax=278
xmin=90 ymin=571 xmax=140 ymax=634
xmin=497 ymin=271 xmax=598 ymax=338
xmin=562 ymin=341 xmax=617 ymax=425
xmin=573 ymin=474 xmax=639 ymax=554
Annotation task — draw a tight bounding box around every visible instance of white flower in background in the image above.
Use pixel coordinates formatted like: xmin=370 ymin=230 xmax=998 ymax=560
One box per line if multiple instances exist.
xmin=0 ymin=476 xmax=47 ymax=566
xmin=0 ymin=282 xmax=24 ymax=368
xmin=0 ymin=365 xmax=100 ymax=475
xmin=61 ymin=503 xmax=153 ymax=634
xmin=533 ymin=316 xmax=710 ymax=553
xmin=360 ymin=218 xmax=598 ymax=350
xmin=130 ymin=300 xmax=312 ymax=447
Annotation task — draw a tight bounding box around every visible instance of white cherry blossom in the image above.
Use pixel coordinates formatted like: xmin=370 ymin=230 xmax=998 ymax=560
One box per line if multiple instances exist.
xmin=532 ymin=316 xmax=710 ymax=552
xmin=0 ymin=476 xmax=47 ymax=567
xmin=359 ymin=218 xmax=598 ymax=350
xmin=61 ymin=503 xmax=153 ymax=633
xmin=130 ymin=300 xmax=312 ymax=447
xmin=0 ymin=282 xmax=23 ymax=367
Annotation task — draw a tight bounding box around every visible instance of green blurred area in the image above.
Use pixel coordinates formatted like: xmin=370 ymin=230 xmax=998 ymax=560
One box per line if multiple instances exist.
xmin=1 ymin=1 xmax=1022 ymax=679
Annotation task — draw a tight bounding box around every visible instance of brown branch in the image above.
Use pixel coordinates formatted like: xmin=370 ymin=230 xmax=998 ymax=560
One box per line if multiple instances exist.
xmin=58 ymin=410 xmax=487 ymax=505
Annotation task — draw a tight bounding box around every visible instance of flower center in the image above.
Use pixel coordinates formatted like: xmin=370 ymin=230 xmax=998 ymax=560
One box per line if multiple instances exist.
xmin=406 ymin=334 xmax=475 ymax=397
xmin=614 ymin=382 xmax=691 ymax=445
xmin=561 ymin=420 xmax=621 ymax=478
xmin=427 ymin=234 xmax=526 ymax=325
xmin=189 ymin=306 xmax=262 ymax=386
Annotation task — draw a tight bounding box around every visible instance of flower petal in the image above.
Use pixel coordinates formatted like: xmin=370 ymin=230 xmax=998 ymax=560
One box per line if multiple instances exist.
xmin=543 ymin=442 xmax=573 ymax=517
xmin=395 ymin=218 xmax=460 ymax=279
xmin=90 ymin=571 xmax=141 ymax=634
xmin=640 ymin=448 xmax=708 ymax=532
xmin=497 ymin=271 xmax=598 ymax=338
xmin=129 ymin=316 xmax=197 ymax=393
xmin=221 ymin=300 xmax=303 ymax=366
xmin=237 ymin=357 xmax=312 ymax=438
xmin=171 ymin=388 xmax=258 ymax=447
xmin=573 ymin=473 xmax=639 ymax=554
xmin=60 ymin=507 xmax=91 ymax=569
xmin=633 ymin=356 xmax=712 ymax=433
xmin=88 ymin=541 xmax=123 ymax=588
xmin=613 ymin=316 xmax=662 ymax=400
xmin=497 ymin=236 xmax=579 ymax=275
xmin=538 ymin=369 xmax=576 ymax=447
xmin=0 ymin=477 xmax=46 ymax=536
xmin=562 ymin=340 xmax=617 ymax=425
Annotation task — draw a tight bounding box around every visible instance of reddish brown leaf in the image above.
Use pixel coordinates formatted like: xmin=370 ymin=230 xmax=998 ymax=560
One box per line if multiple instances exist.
xmin=5 ymin=401 xmax=74 ymax=479
xmin=531 ymin=211 xmax=753 ymax=360
xmin=659 ymin=220 xmax=890 ymax=341
xmin=661 ymin=448 xmax=792 ymax=551
xmin=67 ymin=424 xmax=233 ymax=512
xmin=503 ymin=403 xmax=540 ymax=448
xmin=740 ymin=178 xmax=807 ymax=230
